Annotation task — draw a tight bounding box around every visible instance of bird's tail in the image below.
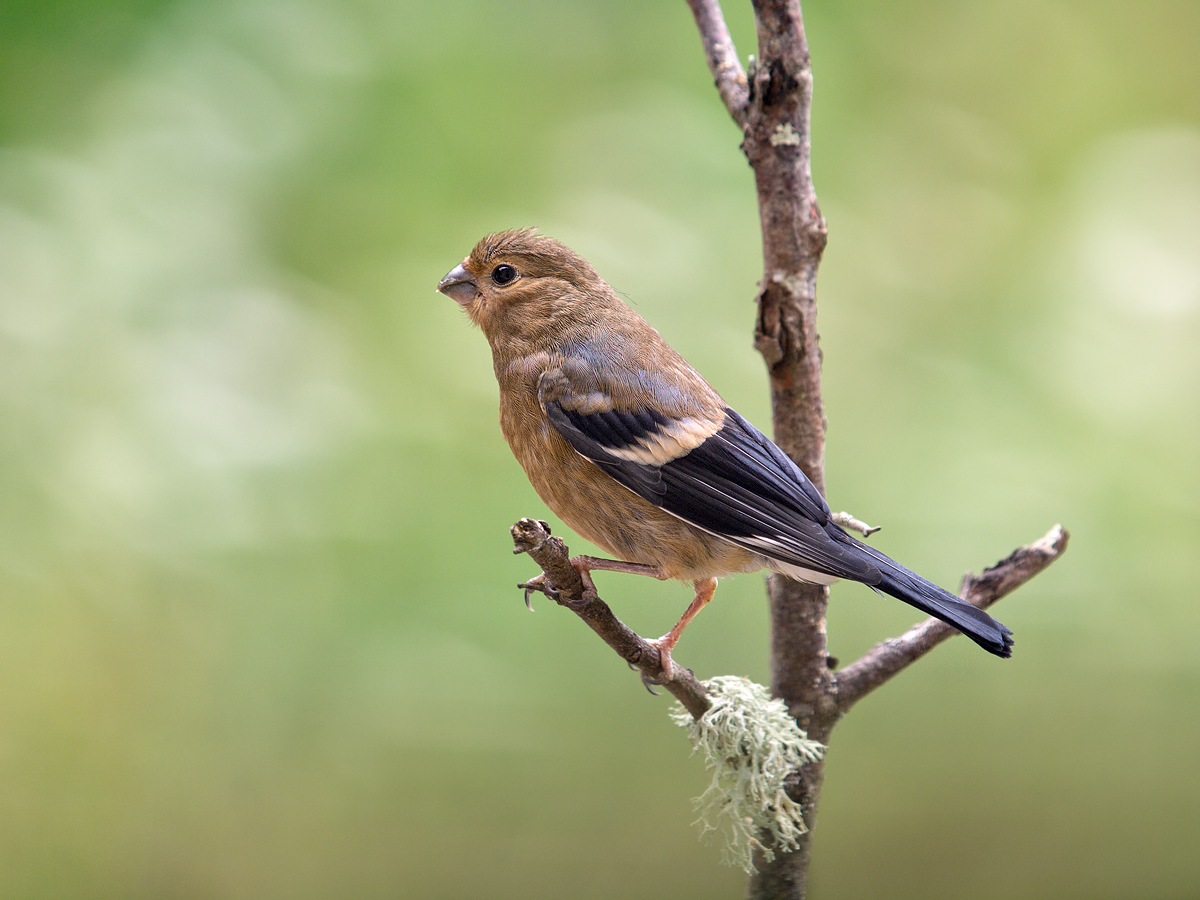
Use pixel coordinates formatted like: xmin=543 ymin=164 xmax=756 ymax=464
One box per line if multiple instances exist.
xmin=850 ymin=536 xmax=1014 ymax=658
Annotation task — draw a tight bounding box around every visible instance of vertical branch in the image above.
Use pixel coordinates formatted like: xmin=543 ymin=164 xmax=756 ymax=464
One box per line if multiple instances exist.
xmin=746 ymin=3 xmax=832 ymax=897
xmin=691 ymin=1 xmax=831 ymax=897
xmin=745 ymin=0 xmax=827 ymax=490
xmin=686 ymin=0 xmax=854 ymax=897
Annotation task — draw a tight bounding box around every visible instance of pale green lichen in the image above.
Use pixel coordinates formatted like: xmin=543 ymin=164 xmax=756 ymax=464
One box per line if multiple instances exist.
xmin=670 ymin=676 xmax=824 ymax=874
xmin=770 ymin=122 xmax=801 ymax=146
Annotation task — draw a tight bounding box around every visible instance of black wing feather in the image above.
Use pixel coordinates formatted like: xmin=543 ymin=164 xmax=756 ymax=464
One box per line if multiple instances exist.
xmin=544 ymin=396 xmax=1015 ymax=658
xmin=544 ymin=401 xmax=879 ymax=582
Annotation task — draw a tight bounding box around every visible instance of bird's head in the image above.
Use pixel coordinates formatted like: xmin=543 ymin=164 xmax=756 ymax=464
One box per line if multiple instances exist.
xmin=437 ymin=229 xmax=614 ymax=354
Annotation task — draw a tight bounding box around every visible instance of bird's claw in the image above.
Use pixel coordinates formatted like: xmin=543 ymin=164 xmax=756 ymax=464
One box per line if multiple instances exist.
xmin=639 ymin=668 xmax=662 ymax=695
xmin=517 ymin=575 xmax=559 ymax=610
xmin=561 ymin=593 xmax=590 ymax=609
xmin=629 ymin=652 xmax=674 ymax=693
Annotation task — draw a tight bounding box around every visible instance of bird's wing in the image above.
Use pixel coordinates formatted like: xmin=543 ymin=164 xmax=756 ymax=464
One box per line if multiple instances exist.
xmin=539 ymin=368 xmax=880 ymax=583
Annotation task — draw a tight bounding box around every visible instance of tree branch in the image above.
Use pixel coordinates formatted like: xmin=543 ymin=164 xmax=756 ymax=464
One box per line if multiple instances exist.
xmin=708 ymin=2 xmax=831 ymax=895
xmin=835 ymin=524 xmax=1070 ymax=712
xmin=510 ymin=518 xmax=712 ymax=720
xmin=686 ymin=0 xmax=750 ymax=127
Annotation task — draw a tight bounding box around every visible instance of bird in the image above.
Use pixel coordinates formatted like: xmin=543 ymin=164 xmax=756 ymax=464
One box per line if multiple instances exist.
xmin=437 ymin=228 xmax=1013 ymax=676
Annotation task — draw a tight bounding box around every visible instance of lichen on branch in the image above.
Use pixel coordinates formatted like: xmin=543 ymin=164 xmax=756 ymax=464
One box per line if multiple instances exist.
xmin=671 ymin=676 xmax=824 ymax=874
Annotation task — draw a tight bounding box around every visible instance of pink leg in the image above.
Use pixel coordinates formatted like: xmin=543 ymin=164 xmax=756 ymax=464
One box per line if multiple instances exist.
xmin=571 ymin=556 xmax=669 ymax=579
xmin=568 ymin=556 xmax=667 ymax=596
xmin=521 ymin=556 xmax=667 ymax=608
xmin=649 ymin=577 xmax=718 ymax=678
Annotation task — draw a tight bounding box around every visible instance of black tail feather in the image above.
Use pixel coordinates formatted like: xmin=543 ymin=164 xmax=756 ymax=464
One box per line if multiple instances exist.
xmin=845 ymin=534 xmax=1014 ymax=657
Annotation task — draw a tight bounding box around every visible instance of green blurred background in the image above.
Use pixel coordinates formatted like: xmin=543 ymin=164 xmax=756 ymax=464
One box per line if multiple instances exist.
xmin=0 ymin=0 xmax=1197 ymax=897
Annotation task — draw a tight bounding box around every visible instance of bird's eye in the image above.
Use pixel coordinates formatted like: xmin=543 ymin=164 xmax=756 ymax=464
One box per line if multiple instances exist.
xmin=491 ymin=264 xmax=518 ymax=286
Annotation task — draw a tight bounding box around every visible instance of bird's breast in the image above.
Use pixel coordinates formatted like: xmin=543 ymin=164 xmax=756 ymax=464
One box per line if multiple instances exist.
xmin=496 ymin=363 xmax=757 ymax=583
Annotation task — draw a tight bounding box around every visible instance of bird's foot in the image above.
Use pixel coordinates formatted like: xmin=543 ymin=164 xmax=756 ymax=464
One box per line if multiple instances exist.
xmin=645 ymin=635 xmax=679 ymax=682
xmin=519 ymin=560 xmax=603 ymax=610
xmin=567 ymin=559 xmax=599 ymax=601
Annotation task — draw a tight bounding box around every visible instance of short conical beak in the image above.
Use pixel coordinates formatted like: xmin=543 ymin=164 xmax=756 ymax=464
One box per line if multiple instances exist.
xmin=437 ymin=262 xmax=477 ymax=306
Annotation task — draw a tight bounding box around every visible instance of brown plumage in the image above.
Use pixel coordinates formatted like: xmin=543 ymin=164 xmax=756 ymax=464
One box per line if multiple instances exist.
xmin=437 ymin=229 xmax=1013 ymax=674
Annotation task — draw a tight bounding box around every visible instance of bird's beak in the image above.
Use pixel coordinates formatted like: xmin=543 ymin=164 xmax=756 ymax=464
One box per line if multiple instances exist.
xmin=437 ymin=262 xmax=478 ymax=306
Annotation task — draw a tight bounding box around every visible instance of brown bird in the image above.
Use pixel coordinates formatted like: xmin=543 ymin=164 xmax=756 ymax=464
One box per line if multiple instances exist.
xmin=437 ymin=229 xmax=1012 ymax=675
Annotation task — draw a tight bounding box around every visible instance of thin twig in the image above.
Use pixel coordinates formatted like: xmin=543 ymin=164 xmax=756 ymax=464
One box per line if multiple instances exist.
xmin=834 ymin=525 xmax=1070 ymax=712
xmin=510 ymin=518 xmax=712 ymax=720
xmin=832 ymin=511 xmax=882 ymax=537
xmin=685 ymin=0 xmax=750 ymax=127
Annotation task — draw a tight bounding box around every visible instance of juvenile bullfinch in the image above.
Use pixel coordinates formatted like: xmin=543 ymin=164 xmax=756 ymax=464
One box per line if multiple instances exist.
xmin=437 ymin=229 xmax=1012 ymax=674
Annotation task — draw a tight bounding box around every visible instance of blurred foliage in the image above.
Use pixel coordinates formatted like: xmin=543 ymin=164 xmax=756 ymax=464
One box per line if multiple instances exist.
xmin=0 ymin=0 xmax=1197 ymax=897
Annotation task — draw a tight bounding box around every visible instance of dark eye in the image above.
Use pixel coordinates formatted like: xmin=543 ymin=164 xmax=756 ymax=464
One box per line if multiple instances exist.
xmin=491 ymin=264 xmax=518 ymax=286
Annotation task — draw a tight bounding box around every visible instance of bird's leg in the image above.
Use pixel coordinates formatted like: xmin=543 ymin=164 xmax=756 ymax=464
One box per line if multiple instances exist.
xmin=648 ymin=577 xmax=718 ymax=680
xmin=521 ymin=556 xmax=666 ymax=610
xmin=570 ymin=556 xmax=669 ymax=580
xmin=569 ymin=556 xmax=667 ymax=605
